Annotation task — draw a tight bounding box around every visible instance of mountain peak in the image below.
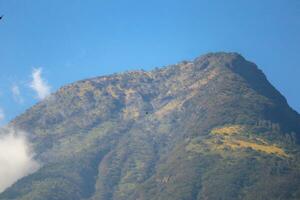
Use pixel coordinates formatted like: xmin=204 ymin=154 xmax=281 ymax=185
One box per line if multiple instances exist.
xmin=195 ymin=51 xmax=243 ymax=60
xmin=2 ymin=52 xmax=300 ymax=200
xmin=193 ymin=52 xmax=245 ymax=66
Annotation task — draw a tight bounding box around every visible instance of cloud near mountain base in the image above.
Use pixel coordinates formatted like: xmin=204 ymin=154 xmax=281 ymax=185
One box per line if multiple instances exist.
xmin=0 ymin=128 xmax=40 ymax=193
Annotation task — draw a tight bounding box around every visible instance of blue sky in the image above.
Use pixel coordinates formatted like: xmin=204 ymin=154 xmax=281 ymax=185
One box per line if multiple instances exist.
xmin=0 ymin=0 xmax=299 ymax=124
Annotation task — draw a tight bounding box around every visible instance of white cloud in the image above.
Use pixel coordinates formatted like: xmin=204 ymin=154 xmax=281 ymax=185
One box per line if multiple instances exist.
xmin=29 ymin=68 xmax=51 ymax=100
xmin=0 ymin=108 xmax=4 ymax=121
xmin=11 ymin=85 xmax=24 ymax=104
xmin=0 ymin=128 xmax=40 ymax=192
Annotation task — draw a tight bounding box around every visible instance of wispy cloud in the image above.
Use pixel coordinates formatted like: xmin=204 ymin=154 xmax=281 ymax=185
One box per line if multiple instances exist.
xmin=0 ymin=108 xmax=4 ymax=121
xmin=29 ymin=68 xmax=51 ymax=100
xmin=11 ymin=85 xmax=24 ymax=104
xmin=0 ymin=128 xmax=40 ymax=192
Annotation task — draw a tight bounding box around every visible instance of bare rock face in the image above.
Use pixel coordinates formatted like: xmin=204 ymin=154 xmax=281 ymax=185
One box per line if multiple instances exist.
xmin=1 ymin=52 xmax=300 ymax=200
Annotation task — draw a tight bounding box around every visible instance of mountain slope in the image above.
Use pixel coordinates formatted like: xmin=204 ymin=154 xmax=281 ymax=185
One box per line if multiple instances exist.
xmin=1 ymin=52 xmax=300 ymax=200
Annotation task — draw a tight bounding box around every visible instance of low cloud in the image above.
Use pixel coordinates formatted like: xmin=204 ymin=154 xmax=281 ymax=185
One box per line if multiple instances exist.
xmin=0 ymin=108 xmax=4 ymax=121
xmin=0 ymin=128 xmax=40 ymax=193
xmin=11 ymin=85 xmax=24 ymax=104
xmin=29 ymin=68 xmax=51 ymax=100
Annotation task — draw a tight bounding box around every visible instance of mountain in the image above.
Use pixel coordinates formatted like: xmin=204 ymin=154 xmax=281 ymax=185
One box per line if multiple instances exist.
xmin=1 ymin=52 xmax=300 ymax=200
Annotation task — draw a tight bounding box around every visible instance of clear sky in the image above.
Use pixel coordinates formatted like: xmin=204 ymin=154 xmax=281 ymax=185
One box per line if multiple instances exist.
xmin=0 ymin=0 xmax=299 ymax=125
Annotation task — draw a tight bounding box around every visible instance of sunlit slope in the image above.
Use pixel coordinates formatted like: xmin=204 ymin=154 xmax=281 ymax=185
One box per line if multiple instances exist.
xmin=1 ymin=53 xmax=300 ymax=200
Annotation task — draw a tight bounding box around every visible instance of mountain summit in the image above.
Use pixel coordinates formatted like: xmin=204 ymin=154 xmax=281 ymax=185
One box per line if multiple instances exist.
xmin=1 ymin=52 xmax=300 ymax=200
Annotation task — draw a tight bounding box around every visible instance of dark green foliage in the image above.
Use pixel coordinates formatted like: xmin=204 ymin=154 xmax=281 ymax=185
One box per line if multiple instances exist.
xmin=1 ymin=52 xmax=300 ymax=200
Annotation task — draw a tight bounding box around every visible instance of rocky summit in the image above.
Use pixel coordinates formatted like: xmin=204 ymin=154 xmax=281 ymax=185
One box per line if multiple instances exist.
xmin=1 ymin=52 xmax=300 ymax=200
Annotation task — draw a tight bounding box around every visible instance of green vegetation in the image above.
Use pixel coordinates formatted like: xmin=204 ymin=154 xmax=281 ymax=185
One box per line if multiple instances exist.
xmin=1 ymin=52 xmax=300 ymax=200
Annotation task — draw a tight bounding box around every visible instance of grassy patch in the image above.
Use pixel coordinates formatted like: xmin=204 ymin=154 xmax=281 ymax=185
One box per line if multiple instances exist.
xmin=186 ymin=125 xmax=288 ymax=158
xmin=220 ymin=138 xmax=288 ymax=157
xmin=211 ymin=125 xmax=244 ymax=136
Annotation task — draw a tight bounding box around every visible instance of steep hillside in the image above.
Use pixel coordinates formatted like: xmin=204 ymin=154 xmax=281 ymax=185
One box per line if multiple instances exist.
xmin=1 ymin=52 xmax=300 ymax=200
